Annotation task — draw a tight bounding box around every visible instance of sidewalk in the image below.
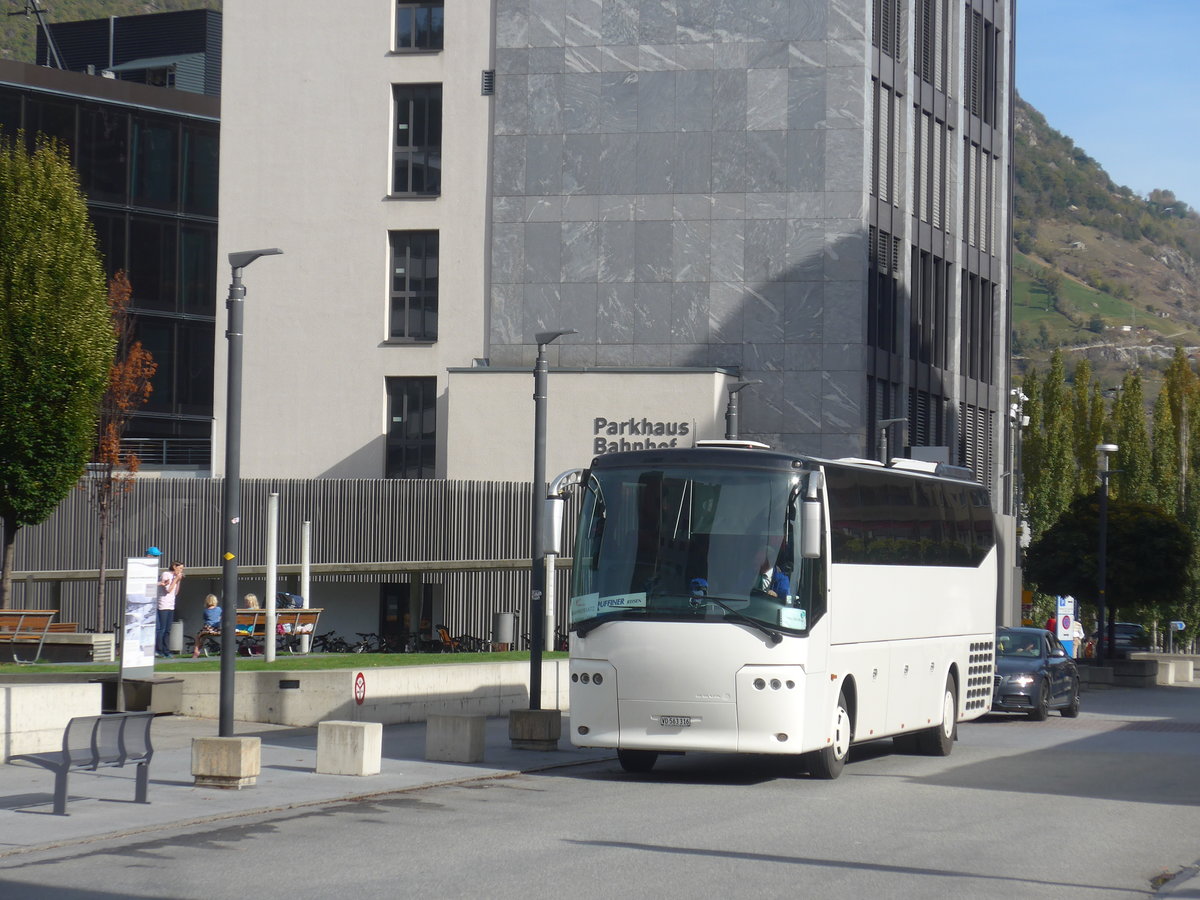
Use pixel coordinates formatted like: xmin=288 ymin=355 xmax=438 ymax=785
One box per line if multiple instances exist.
xmin=0 ymin=714 xmax=613 ymax=856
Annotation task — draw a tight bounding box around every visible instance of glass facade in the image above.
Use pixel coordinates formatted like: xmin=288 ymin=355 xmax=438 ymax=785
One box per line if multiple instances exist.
xmin=0 ymin=83 xmax=219 ymax=467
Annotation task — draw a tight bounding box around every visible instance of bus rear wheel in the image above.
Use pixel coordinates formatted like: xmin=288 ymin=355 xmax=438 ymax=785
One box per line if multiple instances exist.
xmin=805 ymin=690 xmax=852 ymax=779
xmin=617 ymin=749 xmax=658 ymax=773
xmin=914 ymin=675 xmax=957 ymax=756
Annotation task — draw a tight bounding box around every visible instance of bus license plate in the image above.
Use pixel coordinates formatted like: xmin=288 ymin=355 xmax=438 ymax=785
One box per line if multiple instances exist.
xmin=660 ymin=715 xmax=691 ymax=727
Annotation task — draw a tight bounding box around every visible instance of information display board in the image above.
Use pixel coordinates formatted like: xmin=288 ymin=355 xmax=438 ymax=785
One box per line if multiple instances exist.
xmin=122 ymin=556 xmax=160 ymax=677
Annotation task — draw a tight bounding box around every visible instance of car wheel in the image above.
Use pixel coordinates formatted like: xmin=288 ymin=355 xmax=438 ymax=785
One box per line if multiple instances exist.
xmin=914 ymin=675 xmax=957 ymax=756
xmin=805 ymin=690 xmax=852 ymax=779
xmin=617 ymin=749 xmax=658 ymax=773
xmin=1061 ymin=679 xmax=1081 ymax=718
xmin=1028 ymin=681 xmax=1050 ymax=721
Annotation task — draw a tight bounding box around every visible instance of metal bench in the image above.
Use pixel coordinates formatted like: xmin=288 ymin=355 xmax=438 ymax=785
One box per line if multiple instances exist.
xmin=10 ymin=711 xmax=155 ymax=815
xmin=0 ymin=609 xmax=58 ymax=662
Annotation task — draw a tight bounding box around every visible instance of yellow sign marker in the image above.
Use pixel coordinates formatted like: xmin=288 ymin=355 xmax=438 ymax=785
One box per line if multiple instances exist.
xmin=224 ymin=552 xmax=235 ymax=561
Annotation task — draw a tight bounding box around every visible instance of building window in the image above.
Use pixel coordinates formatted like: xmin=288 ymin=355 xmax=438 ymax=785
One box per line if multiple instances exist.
xmin=393 ymin=84 xmax=441 ymax=196
xmin=386 ymin=377 xmax=437 ymax=479
xmin=395 ymin=1 xmax=443 ymax=51
xmin=389 ymin=230 xmax=438 ymax=340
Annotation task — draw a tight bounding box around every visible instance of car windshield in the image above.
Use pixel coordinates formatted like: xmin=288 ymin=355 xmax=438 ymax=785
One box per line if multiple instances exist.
xmin=998 ymin=632 xmax=1041 ymax=658
xmin=569 ymin=463 xmax=816 ymax=635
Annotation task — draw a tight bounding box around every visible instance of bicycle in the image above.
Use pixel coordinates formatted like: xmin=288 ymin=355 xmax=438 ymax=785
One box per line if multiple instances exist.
xmin=347 ymin=632 xmax=382 ymax=653
xmin=311 ymin=630 xmax=350 ymax=653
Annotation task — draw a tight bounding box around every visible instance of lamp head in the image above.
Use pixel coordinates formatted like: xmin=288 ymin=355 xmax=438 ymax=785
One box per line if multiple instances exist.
xmin=727 ymin=380 xmax=761 ymax=396
xmin=229 ymin=248 xmax=283 ymax=270
xmin=535 ymin=329 xmax=577 ymax=346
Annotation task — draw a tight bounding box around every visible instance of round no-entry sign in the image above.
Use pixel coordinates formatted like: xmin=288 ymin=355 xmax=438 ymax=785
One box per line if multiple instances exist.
xmin=354 ymin=672 xmax=366 ymax=705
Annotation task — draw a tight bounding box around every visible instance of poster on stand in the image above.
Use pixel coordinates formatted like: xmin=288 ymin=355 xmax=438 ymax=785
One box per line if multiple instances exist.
xmin=123 ymin=556 xmax=159 ymax=677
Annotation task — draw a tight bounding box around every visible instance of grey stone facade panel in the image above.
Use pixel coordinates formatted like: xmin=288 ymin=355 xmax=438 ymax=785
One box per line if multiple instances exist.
xmin=486 ymin=0 xmax=927 ymax=455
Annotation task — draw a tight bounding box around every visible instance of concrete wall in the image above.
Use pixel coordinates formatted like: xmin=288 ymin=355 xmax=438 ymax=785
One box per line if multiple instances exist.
xmin=0 ymin=683 xmax=102 ymax=762
xmin=216 ymin=0 xmax=493 ymax=479
xmin=176 ymin=659 xmax=570 ymax=727
xmin=446 ymin=368 xmax=733 ymax=480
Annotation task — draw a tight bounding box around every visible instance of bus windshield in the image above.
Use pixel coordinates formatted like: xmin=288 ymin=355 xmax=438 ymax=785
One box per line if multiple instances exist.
xmin=569 ymin=464 xmax=811 ymax=635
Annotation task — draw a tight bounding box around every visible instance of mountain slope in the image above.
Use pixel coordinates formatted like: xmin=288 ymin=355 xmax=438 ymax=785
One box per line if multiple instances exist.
xmin=1012 ymin=96 xmax=1200 ymax=383
xmin=0 ymin=1 xmax=219 ymax=63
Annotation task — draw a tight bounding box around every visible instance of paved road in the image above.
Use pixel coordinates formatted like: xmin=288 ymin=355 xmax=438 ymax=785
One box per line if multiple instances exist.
xmin=1 ymin=684 xmax=1198 ymax=899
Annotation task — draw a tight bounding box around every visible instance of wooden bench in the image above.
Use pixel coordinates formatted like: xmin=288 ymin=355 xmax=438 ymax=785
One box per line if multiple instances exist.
xmin=48 ymin=622 xmax=81 ymax=633
xmin=234 ymin=608 xmax=323 ymax=655
xmin=10 ymin=711 xmax=155 ymax=815
xmin=0 ymin=609 xmax=59 ymax=662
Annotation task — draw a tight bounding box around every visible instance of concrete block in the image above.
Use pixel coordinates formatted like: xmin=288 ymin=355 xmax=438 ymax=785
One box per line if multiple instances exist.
xmin=1173 ymin=660 xmax=1194 ymax=683
xmin=508 ymin=708 xmax=562 ymax=751
xmin=426 ymin=714 xmax=486 ymax=763
xmin=192 ymin=736 xmax=261 ymax=789
xmin=1156 ymin=661 xmax=1176 ymax=685
xmin=1079 ymin=666 xmax=1113 ymax=686
xmin=0 ymin=683 xmax=103 ymax=762
xmin=316 ymin=720 xmax=382 ymax=775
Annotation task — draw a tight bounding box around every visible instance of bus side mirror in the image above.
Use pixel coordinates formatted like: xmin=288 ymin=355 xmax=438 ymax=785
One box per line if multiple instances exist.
xmin=801 ymin=500 xmax=822 ymax=558
xmin=542 ymin=497 xmax=565 ymax=556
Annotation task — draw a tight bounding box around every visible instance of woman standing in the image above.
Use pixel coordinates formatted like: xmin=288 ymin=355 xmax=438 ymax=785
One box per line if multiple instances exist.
xmin=156 ymin=560 xmax=185 ymax=657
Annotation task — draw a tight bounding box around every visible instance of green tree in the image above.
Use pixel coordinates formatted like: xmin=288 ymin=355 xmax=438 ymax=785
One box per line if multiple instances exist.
xmin=1023 ymin=351 xmax=1076 ymax=539
xmin=1110 ymin=371 xmax=1153 ymax=503
xmin=1024 ymin=492 xmax=1192 ymax=626
xmin=1070 ymin=359 xmax=1104 ymax=494
xmin=1150 ymin=389 xmax=1179 ymax=513
xmin=0 ymin=135 xmax=114 ymax=607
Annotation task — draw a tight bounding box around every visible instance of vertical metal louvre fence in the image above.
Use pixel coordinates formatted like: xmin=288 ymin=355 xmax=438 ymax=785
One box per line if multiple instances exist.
xmin=10 ymin=478 xmax=577 ymax=640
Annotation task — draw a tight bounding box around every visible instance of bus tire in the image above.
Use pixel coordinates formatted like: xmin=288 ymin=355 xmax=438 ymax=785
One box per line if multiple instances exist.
xmin=617 ymin=749 xmax=658 ymax=773
xmin=805 ymin=690 xmax=852 ymax=779
xmin=915 ymin=675 xmax=957 ymax=756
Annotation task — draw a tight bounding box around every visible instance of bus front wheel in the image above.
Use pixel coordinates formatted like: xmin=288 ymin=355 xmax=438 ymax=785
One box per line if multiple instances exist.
xmin=617 ymin=749 xmax=658 ymax=773
xmin=915 ymin=675 xmax=957 ymax=756
xmin=805 ymin=690 xmax=852 ymax=779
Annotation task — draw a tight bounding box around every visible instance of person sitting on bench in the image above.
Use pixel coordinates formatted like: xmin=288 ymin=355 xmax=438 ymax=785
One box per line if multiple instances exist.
xmin=192 ymin=594 xmax=222 ymax=659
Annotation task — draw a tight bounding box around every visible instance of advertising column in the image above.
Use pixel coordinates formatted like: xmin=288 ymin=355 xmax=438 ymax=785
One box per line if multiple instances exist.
xmin=122 ymin=556 xmax=160 ymax=677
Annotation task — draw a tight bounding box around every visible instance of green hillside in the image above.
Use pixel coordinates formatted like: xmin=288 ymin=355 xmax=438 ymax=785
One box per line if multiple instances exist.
xmin=1012 ymin=97 xmax=1200 ymax=388
xmin=1 ymin=1 xmax=220 ymax=62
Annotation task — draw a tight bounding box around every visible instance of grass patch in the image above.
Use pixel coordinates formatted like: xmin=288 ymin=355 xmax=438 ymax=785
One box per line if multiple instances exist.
xmin=0 ymin=651 xmax=568 ymax=676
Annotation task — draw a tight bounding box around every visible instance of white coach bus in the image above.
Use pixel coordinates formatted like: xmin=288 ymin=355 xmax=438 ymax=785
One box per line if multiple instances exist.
xmin=549 ymin=442 xmax=997 ymax=778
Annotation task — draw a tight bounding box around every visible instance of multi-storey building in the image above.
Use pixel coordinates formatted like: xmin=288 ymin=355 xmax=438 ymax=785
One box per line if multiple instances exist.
xmin=217 ymin=0 xmax=1016 ymax=606
xmin=11 ymin=1 xmax=1019 ymax=635
xmin=0 ymin=50 xmax=220 ymax=468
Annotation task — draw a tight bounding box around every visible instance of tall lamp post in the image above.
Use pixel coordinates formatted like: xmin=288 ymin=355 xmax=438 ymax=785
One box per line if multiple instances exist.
xmin=724 ymin=380 xmax=761 ymax=440
xmin=219 ymin=248 xmax=282 ymax=737
xmin=529 ymin=329 xmax=575 ymax=710
xmin=1096 ymin=442 xmax=1118 ymax=662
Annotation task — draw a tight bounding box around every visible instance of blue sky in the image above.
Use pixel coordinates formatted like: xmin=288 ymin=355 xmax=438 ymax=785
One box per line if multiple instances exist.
xmin=1017 ymin=1 xmax=1200 ymax=209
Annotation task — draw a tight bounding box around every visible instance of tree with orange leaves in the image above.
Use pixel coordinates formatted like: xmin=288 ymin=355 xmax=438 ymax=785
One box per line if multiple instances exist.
xmin=84 ymin=270 xmax=156 ymax=632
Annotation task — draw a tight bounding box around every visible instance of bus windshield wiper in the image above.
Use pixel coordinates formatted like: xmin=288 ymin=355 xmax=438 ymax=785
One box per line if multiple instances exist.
xmin=689 ymin=595 xmax=782 ymax=644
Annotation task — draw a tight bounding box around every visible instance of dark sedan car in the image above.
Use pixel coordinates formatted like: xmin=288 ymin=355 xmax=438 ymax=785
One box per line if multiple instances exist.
xmin=1091 ymin=622 xmax=1150 ymax=659
xmin=993 ymin=626 xmax=1080 ymax=720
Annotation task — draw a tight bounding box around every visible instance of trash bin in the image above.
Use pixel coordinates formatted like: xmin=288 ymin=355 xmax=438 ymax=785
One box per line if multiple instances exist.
xmin=169 ymin=620 xmax=184 ymax=653
xmin=492 ymin=612 xmax=514 ymax=650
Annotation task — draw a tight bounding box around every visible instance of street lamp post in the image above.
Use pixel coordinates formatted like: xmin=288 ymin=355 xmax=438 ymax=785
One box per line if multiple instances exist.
xmin=219 ymin=248 xmax=282 ymax=737
xmin=1096 ymin=443 xmax=1118 ymax=662
xmin=724 ymin=380 xmax=761 ymax=440
xmin=876 ymin=417 xmax=908 ymax=463
xmin=529 ymin=329 xmax=575 ymax=711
